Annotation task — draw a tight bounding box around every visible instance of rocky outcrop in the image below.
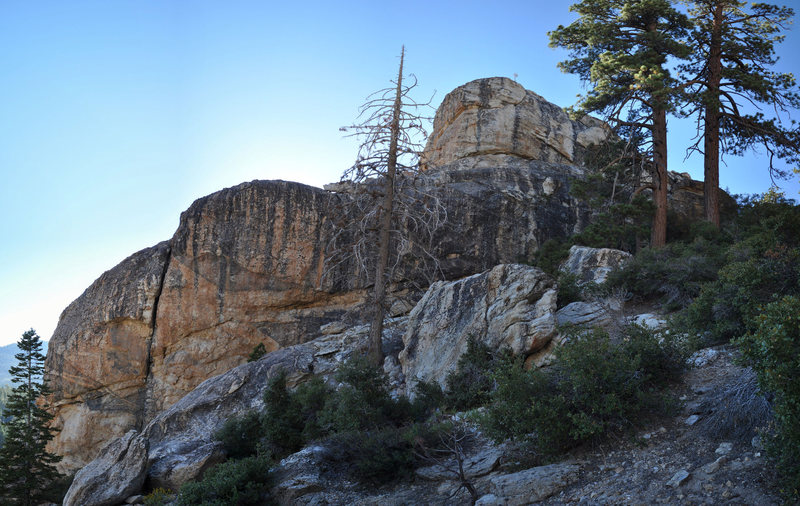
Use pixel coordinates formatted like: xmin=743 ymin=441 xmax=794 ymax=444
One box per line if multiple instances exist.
xmin=48 ymin=168 xmax=590 ymax=471
xmin=46 ymin=77 xmax=727 ymax=475
xmin=399 ymin=264 xmax=557 ymax=391
xmin=560 ymin=245 xmax=633 ymax=285
xmin=45 ymin=242 xmax=170 ymax=471
xmin=421 ymin=77 xmax=608 ymax=169
xmin=476 ymin=463 xmax=580 ymax=505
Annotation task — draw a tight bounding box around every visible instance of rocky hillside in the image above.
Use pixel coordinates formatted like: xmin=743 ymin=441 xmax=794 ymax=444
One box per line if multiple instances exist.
xmin=46 ymin=77 xmax=718 ymax=479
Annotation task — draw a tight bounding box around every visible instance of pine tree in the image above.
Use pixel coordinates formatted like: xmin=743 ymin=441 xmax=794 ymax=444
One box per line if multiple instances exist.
xmin=0 ymin=329 xmax=62 ymax=505
xmin=549 ymin=0 xmax=692 ymax=247
xmin=680 ymin=0 xmax=800 ymax=228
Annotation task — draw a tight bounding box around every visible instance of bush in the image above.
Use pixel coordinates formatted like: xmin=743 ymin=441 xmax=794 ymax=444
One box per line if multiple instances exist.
xmin=247 ymin=343 xmax=267 ymax=362
xmin=556 ymin=271 xmax=583 ymax=309
xmin=215 ymin=410 xmax=263 ymax=459
xmin=736 ymin=296 xmax=800 ymax=501
xmin=680 ymin=244 xmax=800 ymax=344
xmin=323 ymin=428 xmax=416 ymax=484
xmin=443 ymin=337 xmax=508 ymax=411
xmin=177 ymin=455 xmax=273 ymax=506
xmin=532 ymin=239 xmax=571 ymax=276
xmin=318 ymin=356 xmax=412 ymax=432
xmin=143 ymin=487 xmax=173 ymax=506
xmin=481 ymin=324 xmax=684 ymax=454
xmin=605 ymin=238 xmax=726 ymax=311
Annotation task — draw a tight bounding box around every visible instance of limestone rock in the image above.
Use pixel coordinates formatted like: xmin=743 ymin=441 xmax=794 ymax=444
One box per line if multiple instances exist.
xmin=399 ymin=264 xmax=556 ymax=391
xmin=479 ymin=463 xmax=580 ymax=505
xmin=421 ymin=77 xmax=608 ymax=169
xmin=561 ymin=245 xmax=632 ymax=284
xmin=63 ymin=430 xmax=149 ymax=506
xmin=45 ymin=242 xmax=170 ymax=472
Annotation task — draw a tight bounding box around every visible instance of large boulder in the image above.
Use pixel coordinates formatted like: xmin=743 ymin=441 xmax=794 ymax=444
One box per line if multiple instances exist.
xmin=421 ymin=77 xmax=608 ymax=169
xmin=399 ymin=264 xmax=557 ymax=391
xmin=63 ymin=430 xmax=149 ymax=506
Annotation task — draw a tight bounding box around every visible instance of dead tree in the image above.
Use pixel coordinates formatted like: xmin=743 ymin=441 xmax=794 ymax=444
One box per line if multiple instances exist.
xmin=325 ymin=46 xmax=445 ymax=366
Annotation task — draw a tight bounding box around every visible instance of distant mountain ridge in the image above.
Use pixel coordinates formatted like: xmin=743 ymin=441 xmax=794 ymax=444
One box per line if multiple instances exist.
xmin=0 ymin=341 xmax=48 ymax=385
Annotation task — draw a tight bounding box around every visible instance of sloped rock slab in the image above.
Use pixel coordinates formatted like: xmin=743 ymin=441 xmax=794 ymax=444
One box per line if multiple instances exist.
xmin=64 ymin=430 xmax=148 ymax=506
xmin=561 ymin=245 xmax=632 ymax=284
xmin=477 ymin=463 xmax=580 ymax=505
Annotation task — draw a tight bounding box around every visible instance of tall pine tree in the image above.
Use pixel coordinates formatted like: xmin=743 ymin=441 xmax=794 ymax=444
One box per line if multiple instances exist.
xmin=681 ymin=0 xmax=800 ymax=227
xmin=550 ymin=0 xmax=692 ymax=247
xmin=0 ymin=329 xmax=62 ymax=505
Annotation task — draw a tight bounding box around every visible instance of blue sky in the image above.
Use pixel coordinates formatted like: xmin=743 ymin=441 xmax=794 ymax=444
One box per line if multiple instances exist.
xmin=1 ymin=0 xmax=798 ymax=346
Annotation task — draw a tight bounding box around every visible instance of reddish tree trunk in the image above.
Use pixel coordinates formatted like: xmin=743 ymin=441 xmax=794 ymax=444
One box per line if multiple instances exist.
xmin=651 ymin=107 xmax=668 ymax=248
xmin=704 ymin=3 xmax=724 ymax=228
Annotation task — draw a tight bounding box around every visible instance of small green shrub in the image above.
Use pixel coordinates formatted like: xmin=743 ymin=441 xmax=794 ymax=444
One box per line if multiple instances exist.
xmin=318 ymin=356 xmax=410 ymax=432
xmin=177 ymin=455 xmax=273 ymax=506
xmin=736 ymin=296 xmax=800 ymax=501
xmin=680 ymin=244 xmax=800 ymax=344
xmin=215 ymin=410 xmax=263 ymax=459
xmin=556 ymin=271 xmax=583 ymax=309
xmin=532 ymin=239 xmax=571 ymax=276
xmin=323 ymin=428 xmax=416 ymax=484
xmin=443 ymin=337 xmax=508 ymax=411
xmin=143 ymin=487 xmax=173 ymax=506
xmin=481 ymin=324 xmax=684 ymax=454
xmin=605 ymin=238 xmax=726 ymax=311
xmin=247 ymin=343 xmax=267 ymax=362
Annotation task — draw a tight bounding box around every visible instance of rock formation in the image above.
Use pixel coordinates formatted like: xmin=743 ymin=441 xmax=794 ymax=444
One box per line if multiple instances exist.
xmin=421 ymin=77 xmax=608 ymax=169
xmin=47 ymin=76 xmax=722 ymax=476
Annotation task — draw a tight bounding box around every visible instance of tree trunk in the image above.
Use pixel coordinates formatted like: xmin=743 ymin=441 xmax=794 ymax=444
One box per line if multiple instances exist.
xmin=367 ymin=47 xmax=405 ymax=367
xmin=704 ymin=3 xmax=724 ymax=228
xmin=651 ymin=107 xmax=668 ymax=248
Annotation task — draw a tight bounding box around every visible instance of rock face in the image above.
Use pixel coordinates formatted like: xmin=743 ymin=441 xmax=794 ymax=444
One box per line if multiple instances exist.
xmin=399 ymin=264 xmax=557 ymax=391
xmin=45 ymin=242 xmax=170 ymax=471
xmin=421 ymin=77 xmax=608 ymax=169
xmin=47 ymin=170 xmax=589 ymax=471
xmin=46 ymin=77 xmax=723 ymax=474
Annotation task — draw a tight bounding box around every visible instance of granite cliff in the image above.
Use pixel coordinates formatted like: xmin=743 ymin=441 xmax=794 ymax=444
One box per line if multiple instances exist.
xmin=46 ymin=76 xmax=718 ymax=476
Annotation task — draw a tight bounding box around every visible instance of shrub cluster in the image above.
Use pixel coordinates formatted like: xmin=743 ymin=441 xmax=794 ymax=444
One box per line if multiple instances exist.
xmin=211 ymin=356 xmax=446 ymax=488
xmin=736 ymin=296 xmax=800 ymax=502
xmin=480 ymin=324 xmax=686 ymax=455
xmin=177 ymin=455 xmax=273 ymax=506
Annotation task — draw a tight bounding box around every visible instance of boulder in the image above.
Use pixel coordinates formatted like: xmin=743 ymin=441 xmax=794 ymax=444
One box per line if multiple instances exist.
xmin=556 ymin=301 xmax=613 ymax=328
xmin=560 ymin=245 xmax=632 ymax=284
xmin=399 ymin=264 xmax=557 ymax=391
xmin=477 ymin=463 xmax=580 ymax=505
xmin=63 ymin=430 xmax=148 ymax=506
xmin=421 ymin=77 xmax=608 ymax=169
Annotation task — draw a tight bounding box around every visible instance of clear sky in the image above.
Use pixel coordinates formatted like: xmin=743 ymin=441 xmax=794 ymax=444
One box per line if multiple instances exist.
xmin=1 ymin=0 xmax=799 ymax=346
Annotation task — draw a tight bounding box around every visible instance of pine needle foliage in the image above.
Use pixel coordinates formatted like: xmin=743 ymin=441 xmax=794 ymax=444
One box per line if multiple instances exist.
xmin=0 ymin=329 xmax=62 ymax=505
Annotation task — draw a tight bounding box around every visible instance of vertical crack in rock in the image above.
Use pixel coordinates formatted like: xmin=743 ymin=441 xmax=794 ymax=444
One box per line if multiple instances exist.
xmin=139 ymin=246 xmax=171 ymax=431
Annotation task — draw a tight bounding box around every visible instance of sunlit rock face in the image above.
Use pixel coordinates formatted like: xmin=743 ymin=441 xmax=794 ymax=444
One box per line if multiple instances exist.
xmin=421 ymin=76 xmax=609 ymax=170
xmin=45 ymin=242 xmax=169 ymax=472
